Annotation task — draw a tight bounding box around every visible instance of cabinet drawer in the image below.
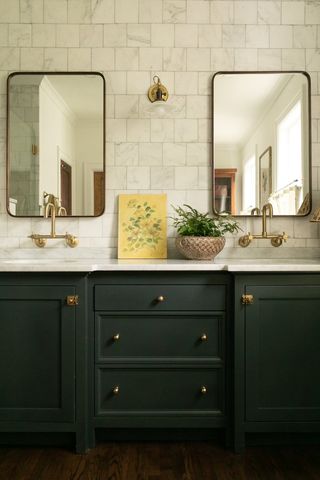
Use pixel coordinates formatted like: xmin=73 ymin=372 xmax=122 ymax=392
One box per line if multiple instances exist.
xmin=96 ymin=367 xmax=223 ymax=415
xmin=95 ymin=313 xmax=224 ymax=361
xmin=94 ymin=284 xmax=225 ymax=311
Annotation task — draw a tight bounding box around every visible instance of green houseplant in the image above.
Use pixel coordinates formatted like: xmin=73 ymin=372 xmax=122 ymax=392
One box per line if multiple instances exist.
xmin=172 ymin=204 xmax=241 ymax=260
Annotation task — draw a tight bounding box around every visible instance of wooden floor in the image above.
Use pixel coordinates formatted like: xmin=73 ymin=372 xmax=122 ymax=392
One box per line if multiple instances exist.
xmin=0 ymin=443 xmax=320 ymax=480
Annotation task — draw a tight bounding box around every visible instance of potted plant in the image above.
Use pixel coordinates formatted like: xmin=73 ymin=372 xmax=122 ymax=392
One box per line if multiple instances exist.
xmin=171 ymin=204 xmax=241 ymax=260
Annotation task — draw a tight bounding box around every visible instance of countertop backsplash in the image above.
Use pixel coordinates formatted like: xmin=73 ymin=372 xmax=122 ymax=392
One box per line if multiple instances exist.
xmin=0 ymin=0 xmax=320 ymax=260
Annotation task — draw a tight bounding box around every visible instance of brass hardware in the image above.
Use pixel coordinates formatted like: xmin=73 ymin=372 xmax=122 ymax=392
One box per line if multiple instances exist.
xmin=148 ymin=76 xmax=169 ymax=103
xmin=157 ymin=295 xmax=165 ymax=302
xmin=201 ymin=386 xmax=207 ymax=395
xmin=250 ymin=207 xmax=261 ymax=215
xmin=113 ymin=386 xmax=120 ymax=395
xmin=113 ymin=333 xmax=120 ymax=341
xmin=200 ymin=334 xmax=207 ymax=342
xmin=239 ymin=202 xmax=288 ymax=248
xmin=29 ymin=192 xmax=78 ymax=248
xmin=67 ymin=295 xmax=79 ymax=306
xmin=241 ymin=294 xmax=254 ymax=305
xmin=31 ymin=144 xmax=38 ymax=155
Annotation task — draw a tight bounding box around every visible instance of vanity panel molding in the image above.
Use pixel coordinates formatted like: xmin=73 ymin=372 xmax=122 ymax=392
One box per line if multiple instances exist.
xmin=234 ymin=273 xmax=320 ymax=452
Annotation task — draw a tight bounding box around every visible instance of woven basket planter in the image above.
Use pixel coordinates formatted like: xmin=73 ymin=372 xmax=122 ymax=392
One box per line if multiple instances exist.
xmin=175 ymin=236 xmax=226 ymax=261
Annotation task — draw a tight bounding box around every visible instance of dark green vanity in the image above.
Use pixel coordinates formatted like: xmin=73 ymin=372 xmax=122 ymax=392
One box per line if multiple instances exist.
xmin=0 ymin=267 xmax=319 ymax=453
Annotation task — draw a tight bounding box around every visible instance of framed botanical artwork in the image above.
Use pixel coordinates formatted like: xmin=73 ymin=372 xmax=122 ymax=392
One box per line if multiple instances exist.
xmin=259 ymin=146 xmax=272 ymax=208
xmin=118 ymin=194 xmax=167 ymax=259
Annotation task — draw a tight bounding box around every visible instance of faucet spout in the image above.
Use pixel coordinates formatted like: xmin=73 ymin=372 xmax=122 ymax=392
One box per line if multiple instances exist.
xmin=44 ymin=202 xmax=56 ymax=237
xmin=261 ymin=203 xmax=273 ymax=237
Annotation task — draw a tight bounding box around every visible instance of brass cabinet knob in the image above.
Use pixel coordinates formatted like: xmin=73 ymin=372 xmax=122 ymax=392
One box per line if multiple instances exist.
xmin=113 ymin=333 xmax=120 ymax=341
xmin=112 ymin=386 xmax=120 ymax=395
xmin=157 ymin=295 xmax=165 ymax=302
xmin=200 ymin=333 xmax=207 ymax=342
xmin=201 ymin=386 xmax=207 ymax=395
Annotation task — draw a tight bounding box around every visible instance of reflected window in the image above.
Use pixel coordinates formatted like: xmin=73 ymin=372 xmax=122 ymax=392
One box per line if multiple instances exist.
xmin=242 ymin=154 xmax=256 ymax=213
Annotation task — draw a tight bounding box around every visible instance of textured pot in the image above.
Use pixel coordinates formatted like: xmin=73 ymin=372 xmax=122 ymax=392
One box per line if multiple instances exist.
xmin=175 ymin=236 xmax=226 ymax=261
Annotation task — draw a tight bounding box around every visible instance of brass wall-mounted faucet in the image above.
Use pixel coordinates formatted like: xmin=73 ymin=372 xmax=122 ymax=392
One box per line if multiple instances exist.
xmin=29 ymin=193 xmax=78 ymax=248
xmin=239 ymin=202 xmax=288 ymax=247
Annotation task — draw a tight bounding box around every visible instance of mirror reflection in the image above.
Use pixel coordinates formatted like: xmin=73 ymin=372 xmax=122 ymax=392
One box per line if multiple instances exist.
xmin=213 ymin=72 xmax=311 ymax=216
xmin=7 ymin=72 xmax=105 ymax=217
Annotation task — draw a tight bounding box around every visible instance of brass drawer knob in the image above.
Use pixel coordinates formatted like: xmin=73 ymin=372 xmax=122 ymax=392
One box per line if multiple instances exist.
xmin=157 ymin=295 xmax=165 ymax=302
xmin=113 ymin=333 xmax=120 ymax=341
xmin=112 ymin=386 xmax=120 ymax=395
xmin=66 ymin=295 xmax=79 ymax=306
xmin=200 ymin=333 xmax=207 ymax=342
xmin=241 ymin=294 xmax=254 ymax=305
xmin=201 ymin=386 xmax=207 ymax=395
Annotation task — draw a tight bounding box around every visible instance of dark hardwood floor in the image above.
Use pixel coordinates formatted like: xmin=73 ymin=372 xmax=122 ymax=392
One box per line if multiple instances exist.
xmin=0 ymin=443 xmax=320 ymax=480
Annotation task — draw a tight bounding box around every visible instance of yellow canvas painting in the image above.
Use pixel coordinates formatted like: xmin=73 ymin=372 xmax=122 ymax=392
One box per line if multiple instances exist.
xmin=118 ymin=194 xmax=167 ymax=259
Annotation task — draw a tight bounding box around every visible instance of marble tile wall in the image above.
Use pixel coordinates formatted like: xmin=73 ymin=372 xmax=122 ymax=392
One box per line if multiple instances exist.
xmin=0 ymin=0 xmax=319 ymax=259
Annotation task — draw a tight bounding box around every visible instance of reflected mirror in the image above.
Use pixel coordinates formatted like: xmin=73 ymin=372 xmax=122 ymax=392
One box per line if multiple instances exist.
xmin=7 ymin=72 xmax=105 ymax=217
xmin=213 ymin=71 xmax=311 ymax=216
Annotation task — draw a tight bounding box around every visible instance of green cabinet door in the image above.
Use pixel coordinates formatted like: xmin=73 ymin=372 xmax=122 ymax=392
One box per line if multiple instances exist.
xmin=0 ymin=285 xmax=75 ymax=422
xmin=245 ymin=284 xmax=320 ymax=422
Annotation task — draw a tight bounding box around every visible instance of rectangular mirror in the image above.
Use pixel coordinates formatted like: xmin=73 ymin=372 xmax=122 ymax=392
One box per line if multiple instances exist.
xmin=7 ymin=72 xmax=105 ymax=217
xmin=213 ymin=71 xmax=311 ymax=216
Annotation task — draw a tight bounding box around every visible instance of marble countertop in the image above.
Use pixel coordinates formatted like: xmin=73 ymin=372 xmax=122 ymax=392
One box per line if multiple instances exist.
xmin=1 ymin=257 xmax=320 ymax=272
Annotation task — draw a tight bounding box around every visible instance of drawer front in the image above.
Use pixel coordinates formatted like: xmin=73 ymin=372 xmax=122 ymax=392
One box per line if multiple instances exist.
xmin=96 ymin=313 xmax=224 ymax=361
xmin=95 ymin=367 xmax=223 ymax=415
xmin=94 ymin=284 xmax=225 ymax=311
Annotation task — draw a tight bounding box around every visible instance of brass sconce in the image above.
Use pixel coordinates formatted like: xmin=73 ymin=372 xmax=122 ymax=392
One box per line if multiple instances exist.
xmin=148 ymin=76 xmax=169 ymax=103
xmin=310 ymin=207 xmax=320 ymax=222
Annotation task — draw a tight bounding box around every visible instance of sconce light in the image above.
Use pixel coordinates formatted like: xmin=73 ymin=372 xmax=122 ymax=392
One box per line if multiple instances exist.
xmin=148 ymin=76 xmax=169 ymax=103
xmin=310 ymin=207 xmax=320 ymax=222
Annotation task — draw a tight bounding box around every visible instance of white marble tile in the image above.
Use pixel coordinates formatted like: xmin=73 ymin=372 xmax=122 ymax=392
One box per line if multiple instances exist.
xmin=0 ymin=25 xmax=7 ymax=47
xmin=235 ymin=1 xmax=257 ymax=24
xmin=91 ymin=0 xmax=114 ymax=24
xmin=56 ymin=25 xmax=79 ymax=47
xmin=198 ymin=167 xmax=210 ymax=189
xmin=211 ymin=1 xmax=233 ymax=25
xmin=293 ymin=26 xmax=316 ymax=48
xmin=102 ymin=213 xmax=118 ymax=238
xmin=174 ymin=166 xmax=198 ymax=191
xmin=187 ymin=95 xmax=209 ymax=119
xmin=104 ymin=25 xmax=126 ymax=47
xmin=0 ymin=0 xmax=19 ymax=22
xmin=307 ymin=49 xmax=320 ymax=72
xmin=151 ymin=167 xmax=175 ymax=189
xmin=126 ymin=72 xmax=149 ymax=94
xmin=79 ymin=217 xmax=103 ymax=237
xmin=222 ymin=26 xmax=245 ymax=48
xmin=80 ymin=25 xmax=103 ymax=47
xmin=187 ymin=48 xmax=210 ymax=71
xmin=105 ymin=166 xmax=127 ymax=189
xmin=68 ymin=47 xmax=91 ymax=70
xmin=128 ymin=25 xmax=150 ymax=47
xmin=246 ymin=25 xmax=269 ymax=48
xmin=163 ymin=142 xmax=186 ymax=166
xmin=198 ymin=118 xmax=211 ymax=142
xmin=9 ymin=24 xmax=31 ymax=47
xmin=33 ymin=24 xmax=55 ymax=47
xmin=115 ymin=48 xmax=139 ymax=70
xmin=151 ymin=24 xmax=174 ymax=47
xmin=151 ymin=119 xmax=174 ymax=142
xmin=282 ymin=1 xmax=304 ymax=25
xmin=187 ymin=1 xmax=210 ymax=24
xmin=104 ymin=72 xmax=126 ymax=94
xmin=92 ymin=48 xmax=114 ymax=70
xmin=20 ymin=0 xmax=43 ymax=23
xmin=187 ymin=143 xmax=210 ymax=166
xmin=174 ymin=119 xmax=198 ymax=143
xmin=211 ymin=47 xmax=234 ymax=70
xmin=139 ymin=143 xmax=163 ymax=165
xmin=163 ymin=1 xmax=186 ymax=24
xmin=127 ymin=119 xmax=150 ymax=142
xmin=20 ymin=47 xmax=43 ymax=70
xmin=116 ymin=0 xmax=138 ymax=23
xmin=44 ymin=48 xmax=68 ymax=70
xmin=140 ymin=48 xmax=163 ymax=70
xmin=270 ymin=26 xmax=293 ymax=48
xmin=139 ymin=0 xmax=162 ymax=23
xmin=68 ymin=0 xmax=91 ymax=23
xmin=115 ymin=142 xmax=139 ymax=166
xmin=258 ymin=48 xmax=281 ymax=70
xmin=282 ymin=49 xmax=305 ymax=70
xmin=306 ymin=1 xmax=320 ymax=25
xmin=175 ymin=72 xmax=198 ymax=95
xmin=163 ymin=47 xmax=186 ymax=71
xmin=199 ymin=25 xmax=222 ymax=48
xmin=235 ymin=48 xmax=258 ymax=70
xmin=174 ymin=24 xmax=198 ymax=48
xmin=115 ymin=95 xmax=139 ymax=119
xmin=294 ymin=217 xmax=319 ymax=239
xmin=258 ymin=1 xmax=281 ymax=25
xmin=44 ymin=0 xmax=67 ymax=23
xmin=106 ymin=119 xmax=126 ymax=142
xmin=127 ymin=166 xmax=150 ymax=189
